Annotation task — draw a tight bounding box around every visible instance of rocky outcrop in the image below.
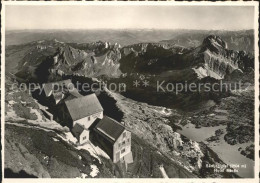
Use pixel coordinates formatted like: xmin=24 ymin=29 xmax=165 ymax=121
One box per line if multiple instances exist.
xmin=193 ymin=49 xmax=239 ymax=79
xmin=160 ymin=29 xmax=254 ymax=53
xmin=193 ymin=35 xmax=254 ymax=80
xmin=24 ymin=41 xmax=123 ymax=81
xmin=201 ymin=35 xmax=228 ymax=54
xmin=119 ymin=35 xmax=254 ymax=81
xmin=240 ymin=144 xmax=254 ymax=160
xmin=52 ymin=45 xmax=89 ymax=67
xmin=122 ymin=42 xmax=186 ymax=56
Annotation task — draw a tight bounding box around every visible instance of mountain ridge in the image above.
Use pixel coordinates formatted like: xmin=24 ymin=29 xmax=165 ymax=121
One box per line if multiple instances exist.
xmin=6 ymin=29 xmax=254 ymax=53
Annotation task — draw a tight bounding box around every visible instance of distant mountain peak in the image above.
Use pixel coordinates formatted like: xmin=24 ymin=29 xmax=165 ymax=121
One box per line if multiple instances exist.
xmin=201 ymin=35 xmax=228 ymax=54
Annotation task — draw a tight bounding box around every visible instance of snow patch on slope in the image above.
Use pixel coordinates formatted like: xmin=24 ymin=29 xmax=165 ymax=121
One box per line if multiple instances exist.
xmin=90 ymin=165 xmax=99 ymax=177
xmin=159 ymin=165 xmax=169 ymax=178
xmin=76 ymin=143 xmax=110 ymax=164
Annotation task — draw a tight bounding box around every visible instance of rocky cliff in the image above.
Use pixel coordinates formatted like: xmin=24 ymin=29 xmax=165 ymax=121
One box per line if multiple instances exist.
xmin=160 ymin=29 xmax=254 ymax=53
xmin=192 ymin=35 xmax=254 ymax=80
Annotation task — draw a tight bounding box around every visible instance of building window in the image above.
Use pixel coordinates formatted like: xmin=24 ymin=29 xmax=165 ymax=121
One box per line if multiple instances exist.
xmin=123 ymin=132 xmax=126 ymax=138
xmin=122 ymin=141 xmax=125 ymax=145
xmin=83 ymin=136 xmax=86 ymax=140
xmin=127 ymin=139 xmax=130 ymax=143
xmin=53 ymin=85 xmax=59 ymax=91
xmin=88 ymin=116 xmax=90 ymax=121
xmin=121 ymin=148 xmax=125 ymax=154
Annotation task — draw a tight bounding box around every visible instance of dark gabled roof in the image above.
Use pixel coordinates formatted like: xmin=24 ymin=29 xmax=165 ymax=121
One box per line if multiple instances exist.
xmin=72 ymin=123 xmax=85 ymax=139
xmin=62 ymin=89 xmax=83 ymax=102
xmin=63 ymin=94 xmax=78 ymax=102
xmin=43 ymin=79 xmax=72 ymax=96
xmin=94 ymin=116 xmax=125 ymax=142
xmin=69 ymin=89 xmax=82 ymax=98
xmin=65 ymin=93 xmax=103 ymax=121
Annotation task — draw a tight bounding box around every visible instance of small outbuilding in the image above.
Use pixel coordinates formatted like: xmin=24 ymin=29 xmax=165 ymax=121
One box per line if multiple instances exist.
xmin=72 ymin=123 xmax=89 ymax=145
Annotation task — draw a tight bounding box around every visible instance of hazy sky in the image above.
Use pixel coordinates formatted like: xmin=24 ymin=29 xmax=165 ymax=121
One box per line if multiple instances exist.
xmin=5 ymin=5 xmax=255 ymax=30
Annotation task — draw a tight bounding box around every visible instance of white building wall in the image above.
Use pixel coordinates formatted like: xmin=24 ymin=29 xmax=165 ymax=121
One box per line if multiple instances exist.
xmin=113 ymin=130 xmax=131 ymax=162
xmin=79 ymin=130 xmax=89 ymax=144
xmin=119 ymin=145 xmax=131 ymax=159
xmin=73 ymin=111 xmax=103 ymax=129
xmin=118 ymin=131 xmax=131 ymax=159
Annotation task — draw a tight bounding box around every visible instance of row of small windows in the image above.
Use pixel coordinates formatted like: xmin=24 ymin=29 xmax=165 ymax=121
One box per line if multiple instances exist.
xmin=118 ymin=138 xmax=130 ymax=148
